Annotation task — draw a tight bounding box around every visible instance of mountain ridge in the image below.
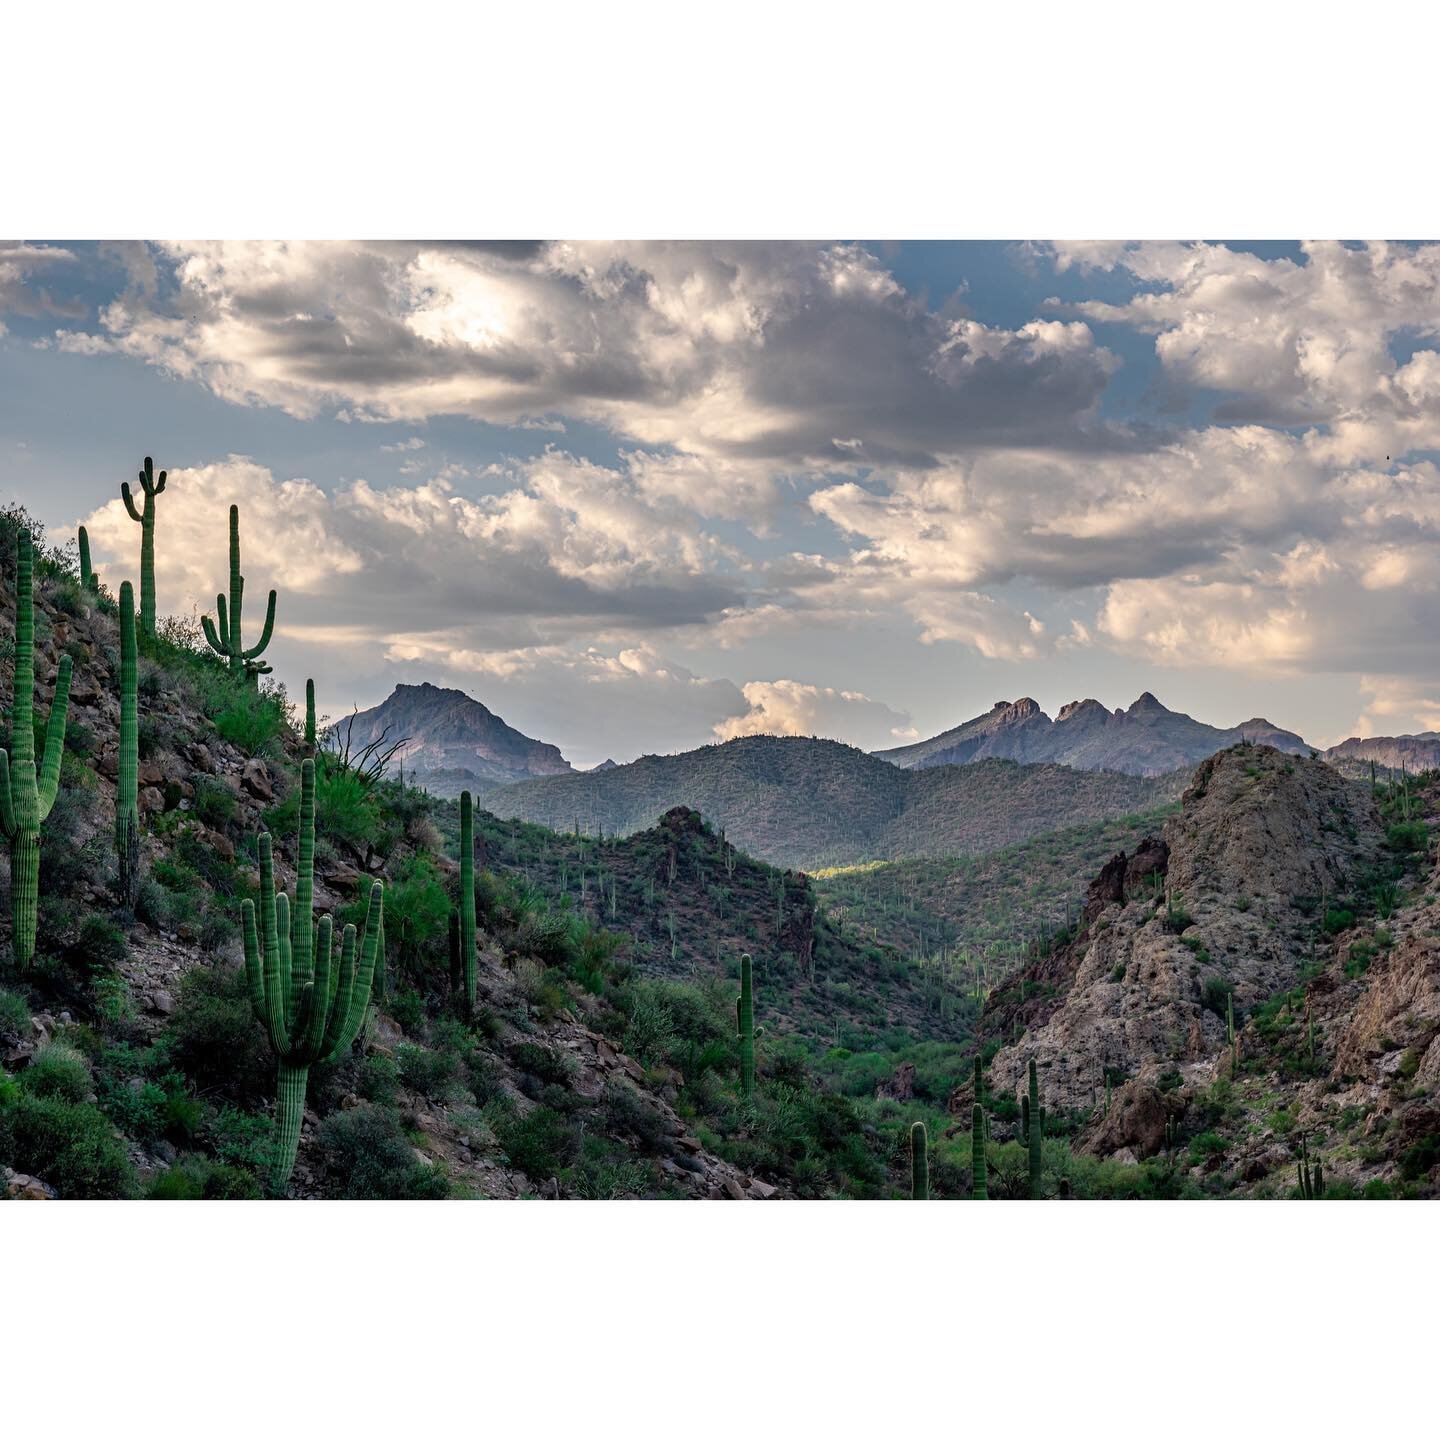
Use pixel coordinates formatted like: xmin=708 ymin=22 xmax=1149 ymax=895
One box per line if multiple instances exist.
xmin=876 ymin=692 xmax=1310 ymax=776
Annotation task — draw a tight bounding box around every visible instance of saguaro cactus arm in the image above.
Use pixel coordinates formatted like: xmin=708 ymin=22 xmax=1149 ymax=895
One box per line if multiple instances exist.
xmin=36 ymin=656 xmax=73 ymax=821
xmin=0 ymin=752 xmax=14 ymax=837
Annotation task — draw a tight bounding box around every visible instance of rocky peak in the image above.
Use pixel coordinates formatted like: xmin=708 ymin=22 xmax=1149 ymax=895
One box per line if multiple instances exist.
xmin=1056 ymin=698 xmax=1109 ymax=725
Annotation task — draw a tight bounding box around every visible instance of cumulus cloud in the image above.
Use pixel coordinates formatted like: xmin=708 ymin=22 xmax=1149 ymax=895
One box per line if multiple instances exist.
xmin=41 ymin=240 xmax=1122 ymax=470
xmin=713 ymin=679 xmax=913 ymax=748
xmin=1047 ymin=240 xmax=1440 ymax=463
xmin=0 ymin=242 xmax=83 ymax=334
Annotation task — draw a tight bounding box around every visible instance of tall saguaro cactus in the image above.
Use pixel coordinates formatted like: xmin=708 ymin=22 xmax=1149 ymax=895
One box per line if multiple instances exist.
xmin=458 ymin=789 xmax=477 ymax=1014
xmin=737 ymin=952 xmax=761 ymax=1100
xmin=122 ymin=455 xmax=166 ymax=636
xmin=910 ymin=1121 xmax=929 ymax=1199
xmin=971 ymin=1103 xmax=988 ymax=1198
xmin=1 ymin=530 xmax=73 ymax=970
xmin=202 ymin=504 xmax=276 ymax=686
xmin=78 ymin=526 xmax=98 ymax=593
xmin=242 ymin=758 xmax=382 ymax=1190
xmin=1027 ymin=1058 xmax=1043 ymax=1199
xmin=303 ymin=678 xmax=317 ymax=755
xmin=116 ymin=580 xmax=140 ymax=906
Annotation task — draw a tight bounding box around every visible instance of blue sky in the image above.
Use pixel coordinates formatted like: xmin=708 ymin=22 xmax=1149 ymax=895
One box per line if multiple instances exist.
xmin=4 ymin=239 xmax=1439 ymax=766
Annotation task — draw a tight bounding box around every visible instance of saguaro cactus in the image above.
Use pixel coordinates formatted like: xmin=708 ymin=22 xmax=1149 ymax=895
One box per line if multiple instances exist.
xmin=303 ymin=678 xmax=317 ymax=755
xmin=971 ymin=1103 xmax=988 ymax=1198
xmin=1027 ymin=1058 xmax=1043 ymax=1199
xmin=457 ymin=789 xmax=477 ymax=1014
xmin=78 ymin=526 xmax=98 ymax=593
xmin=737 ymin=952 xmax=761 ymax=1099
xmin=122 ymin=455 xmax=166 ymax=636
xmin=910 ymin=1121 xmax=929 ymax=1199
xmin=242 ymin=758 xmax=382 ymax=1190
xmin=202 ymin=504 xmax=276 ymax=686
xmin=1298 ymin=1133 xmax=1323 ymax=1200
xmin=116 ymin=580 xmax=140 ymax=906
xmin=1 ymin=530 xmax=73 ymax=969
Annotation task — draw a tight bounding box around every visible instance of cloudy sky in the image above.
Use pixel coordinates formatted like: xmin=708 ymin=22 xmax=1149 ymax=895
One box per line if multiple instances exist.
xmin=4 ymin=238 xmax=1440 ymax=766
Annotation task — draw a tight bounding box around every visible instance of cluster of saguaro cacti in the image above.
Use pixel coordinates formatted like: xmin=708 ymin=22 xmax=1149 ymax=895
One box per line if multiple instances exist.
xmin=115 ymin=580 xmax=141 ymax=906
xmin=910 ymin=1121 xmax=929 ymax=1199
xmin=1298 ymin=1133 xmax=1324 ymax=1199
xmin=201 ymin=504 xmax=276 ymax=686
xmin=242 ymin=756 xmax=383 ymax=1189
xmin=737 ymin=952 xmax=762 ymax=1100
xmin=1 ymin=529 xmax=73 ymax=969
xmin=121 ymin=455 xmax=166 ymax=637
xmin=1027 ymin=1058 xmax=1043 ymax=1199
xmin=78 ymin=525 xmax=98 ymax=593
xmin=454 ymin=790 xmax=477 ymax=1014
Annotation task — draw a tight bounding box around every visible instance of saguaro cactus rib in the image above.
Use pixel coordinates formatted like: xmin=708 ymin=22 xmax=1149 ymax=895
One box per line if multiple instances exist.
xmin=202 ymin=504 xmax=276 ymax=686
xmin=1 ymin=529 xmax=73 ymax=969
xmin=241 ymin=755 xmax=382 ymax=1190
xmin=971 ymin=1103 xmax=988 ymax=1198
xmin=121 ymin=455 xmax=166 ymax=637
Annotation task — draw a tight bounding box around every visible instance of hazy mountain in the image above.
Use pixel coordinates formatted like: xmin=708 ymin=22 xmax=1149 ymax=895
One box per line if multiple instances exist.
xmin=335 ymin=682 xmax=572 ymax=792
xmin=484 ymin=734 xmax=1183 ymax=870
xmin=1323 ymin=732 xmax=1440 ymax=777
xmin=875 ymin=692 xmax=1310 ymax=776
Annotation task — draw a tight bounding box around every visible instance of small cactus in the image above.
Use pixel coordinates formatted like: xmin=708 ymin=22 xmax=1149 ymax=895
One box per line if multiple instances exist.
xmin=78 ymin=525 xmax=98 ymax=592
xmin=910 ymin=1121 xmax=929 ymax=1199
xmin=121 ymin=455 xmax=166 ymax=636
xmin=737 ymin=953 xmax=763 ymax=1100
xmin=1298 ymin=1133 xmax=1323 ymax=1199
xmin=1027 ymin=1058 xmax=1043 ymax=1199
xmin=971 ymin=1103 xmax=987 ymax=1199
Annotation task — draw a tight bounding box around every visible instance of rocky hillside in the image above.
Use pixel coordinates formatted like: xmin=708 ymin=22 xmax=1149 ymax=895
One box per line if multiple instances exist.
xmin=335 ymin=682 xmax=572 ymax=793
xmin=876 ymin=692 xmax=1309 ymax=777
xmin=0 ymin=517 xmax=904 ymax=1200
xmin=485 ymin=734 xmax=1183 ymax=871
xmin=965 ymin=743 xmax=1440 ymax=1196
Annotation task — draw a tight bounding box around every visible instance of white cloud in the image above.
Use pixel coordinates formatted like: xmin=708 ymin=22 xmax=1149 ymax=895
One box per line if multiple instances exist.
xmin=712 ymin=679 xmax=912 ymax=748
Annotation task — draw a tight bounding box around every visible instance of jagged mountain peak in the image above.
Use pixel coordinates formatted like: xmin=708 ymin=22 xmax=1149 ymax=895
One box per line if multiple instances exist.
xmin=338 ymin=683 xmax=572 ymax=792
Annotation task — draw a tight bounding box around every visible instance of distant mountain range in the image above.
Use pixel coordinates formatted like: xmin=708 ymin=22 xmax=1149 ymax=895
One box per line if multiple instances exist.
xmin=875 ymin=692 xmax=1310 ymax=776
xmin=483 ymin=734 xmax=1182 ymax=871
xmin=335 ymin=683 xmax=572 ymax=792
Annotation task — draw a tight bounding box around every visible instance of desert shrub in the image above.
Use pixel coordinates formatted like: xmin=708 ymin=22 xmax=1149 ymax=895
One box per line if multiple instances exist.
xmin=358 ymin=1053 xmax=401 ymax=1105
xmin=381 ymin=855 xmax=450 ymax=975
xmin=213 ymin=688 xmax=287 ymax=757
xmin=147 ymin=1157 xmax=263 ymax=1200
xmin=1400 ymin=1134 xmax=1440 ymax=1181
xmin=0 ymin=988 xmax=31 ymax=1038
xmin=384 ymin=985 xmax=425 ymax=1035
xmin=396 ymin=1043 xmax=463 ymax=1102
xmin=71 ymin=914 xmax=128 ymax=972
xmin=22 ymin=1043 xmax=93 ymax=1103
xmin=207 ymin=1106 xmax=276 ymax=1176
xmin=494 ymin=1104 xmax=579 ymax=1180
xmin=314 ymin=1105 xmax=449 ymax=1199
xmin=509 ymin=1041 xmax=577 ymax=1089
xmin=167 ymin=963 xmax=273 ymax=1100
xmin=1200 ymin=976 xmax=1233 ymax=1020
xmin=1323 ymin=907 xmax=1356 ymax=935
xmin=0 ymin=1090 xmax=136 ymax=1198
xmin=1387 ymin=821 xmax=1428 ymax=854
xmin=1187 ymin=1130 xmax=1228 ymax=1163
xmin=191 ymin=777 xmax=239 ymax=829
xmin=600 ymin=1081 xmax=670 ymax=1154
xmin=566 ymin=1135 xmax=652 ymax=1199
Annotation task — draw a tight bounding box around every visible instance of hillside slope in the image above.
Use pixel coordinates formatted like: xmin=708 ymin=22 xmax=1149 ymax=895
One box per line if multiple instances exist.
xmin=877 ymin=692 xmax=1308 ymax=777
xmin=484 ymin=734 xmax=1183 ymax=870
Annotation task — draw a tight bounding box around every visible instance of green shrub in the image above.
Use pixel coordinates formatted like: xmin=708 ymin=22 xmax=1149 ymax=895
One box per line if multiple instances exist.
xmin=0 ymin=988 xmax=31 ymax=1038
xmin=494 ymin=1104 xmax=579 ymax=1180
xmin=213 ymin=689 xmax=287 ymax=756
xmin=1200 ymin=976 xmax=1233 ymax=1020
xmin=0 ymin=1091 xmax=136 ymax=1198
xmin=396 ymin=1043 xmax=463 ymax=1102
xmin=509 ymin=1041 xmax=577 ymax=1089
xmin=147 ymin=1157 xmax=263 ymax=1200
xmin=1323 ymin=907 xmax=1356 ymax=935
xmin=191 ymin=778 xmax=239 ymax=829
xmin=358 ymin=1053 xmax=401 ymax=1105
xmin=167 ymin=963 xmax=273 ymax=1100
xmin=1187 ymin=1130 xmax=1227 ymax=1163
xmin=22 ymin=1043 xmax=93 ymax=1103
xmin=315 ymin=1105 xmax=449 ymax=1199
xmin=71 ymin=914 xmax=128 ymax=972
xmin=1387 ymin=821 xmax=1428 ymax=855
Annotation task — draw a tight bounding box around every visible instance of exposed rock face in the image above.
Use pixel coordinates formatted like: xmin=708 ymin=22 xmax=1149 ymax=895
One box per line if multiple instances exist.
xmin=334 ymin=682 xmax=572 ymax=793
xmin=1324 ymin=732 xmax=1440 ymax=777
xmin=981 ymin=745 xmax=1383 ymax=1134
xmin=876 ymin=692 xmax=1310 ymax=777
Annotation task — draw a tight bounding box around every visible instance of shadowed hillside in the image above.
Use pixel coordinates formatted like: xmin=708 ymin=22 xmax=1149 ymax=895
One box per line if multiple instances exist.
xmin=484 ymin=734 xmax=1184 ymax=871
